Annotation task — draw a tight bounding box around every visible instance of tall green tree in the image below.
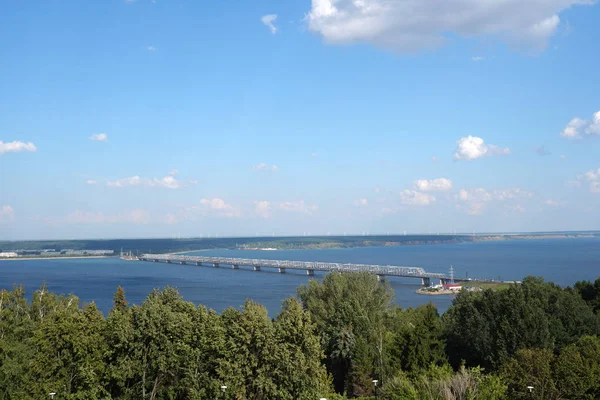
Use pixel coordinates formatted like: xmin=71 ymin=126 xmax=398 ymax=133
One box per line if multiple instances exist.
xmin=297 ymin=272 xmax=394 ymax=396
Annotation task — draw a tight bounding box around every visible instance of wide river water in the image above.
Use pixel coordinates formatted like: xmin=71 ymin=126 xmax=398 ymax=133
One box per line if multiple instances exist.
xmin=1 ymin=238 xmax=599 ymax=315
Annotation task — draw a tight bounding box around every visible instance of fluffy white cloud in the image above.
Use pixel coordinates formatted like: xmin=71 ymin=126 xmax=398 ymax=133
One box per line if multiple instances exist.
xmin=561 ymin=111 xmax=600 ymax=139
xmin=199 ymin=198 xmax=241 ymax=217
xmin=453 ymin=136 xmax=511 ymax=161
xmin=89 ymin=133 xmax=108 ymax=142
xmin=261 ymin=14 xmax=278 ymax=34
xmin=169 ymin=169 xmax=179 ymax=176
xmin=146 ymin=45 xmax=157 ymax=51
xmin=107 ymin=175 xmax=182 ymax=189
xmin=0 ymin=205 xmax=15 ymax=222
xmin=306 ymin=0 xmax=586 ymax=53
xmin=254 ymin=200 xmax=272 ymax=218
xmin=353 ymin=198 xmax=368 ymax=206
xmin=399 ymin=190 xmax=435 ymax=206
xmin=253 ymin=163 xmax=279 ymax=171
xmin=279 ymin=200 xmax=319 ymax=215
xmin=86 ymin=180 xmax=97 ymax=185
xmin=0 ymin=140 xmax=37 ymax=155
xmin=414 ymin=178 xmax=453 ymax=192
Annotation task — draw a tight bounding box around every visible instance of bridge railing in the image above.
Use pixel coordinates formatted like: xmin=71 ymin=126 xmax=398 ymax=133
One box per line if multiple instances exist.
xmin=140 ymin=254 xmax=447 ymax=279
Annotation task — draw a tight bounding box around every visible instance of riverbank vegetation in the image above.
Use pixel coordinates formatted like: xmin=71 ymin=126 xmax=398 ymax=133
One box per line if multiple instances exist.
xmin=2 ymin=273 xmax=600 ymax=399
xmin=2 ymin=232 xmax=598 ymax=254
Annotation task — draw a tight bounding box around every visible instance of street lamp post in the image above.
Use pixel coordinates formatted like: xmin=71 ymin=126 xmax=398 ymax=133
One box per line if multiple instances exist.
xmin=527 ymin=386 xmax=534 ymax=398
xmin=372 ymin=379 xmax=379 ymax=399
xmin=49 ymin=393 xmax=56 ymax=399
xmin=220 ymin=385 xmax=227 ymax=399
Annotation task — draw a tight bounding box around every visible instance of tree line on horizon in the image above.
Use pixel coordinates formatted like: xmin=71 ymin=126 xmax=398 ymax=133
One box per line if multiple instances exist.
xmin=2 ymin=273 xmax=600 ymax=399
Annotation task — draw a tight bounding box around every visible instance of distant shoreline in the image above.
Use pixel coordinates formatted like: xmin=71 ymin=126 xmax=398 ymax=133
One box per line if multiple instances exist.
xmin=0 ymin=255 xmax=115 ymax=262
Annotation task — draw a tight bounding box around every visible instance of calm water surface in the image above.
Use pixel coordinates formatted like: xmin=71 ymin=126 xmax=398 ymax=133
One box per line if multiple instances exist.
xmin=1 ymin=238 xmax=598 ymax=315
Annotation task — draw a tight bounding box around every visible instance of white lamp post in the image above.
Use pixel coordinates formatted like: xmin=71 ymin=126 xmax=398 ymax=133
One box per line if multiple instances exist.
xmin=49 ymin=393 xmax=56 ymax=399
xmin=220 ymin=385 xmax=227 ymax=399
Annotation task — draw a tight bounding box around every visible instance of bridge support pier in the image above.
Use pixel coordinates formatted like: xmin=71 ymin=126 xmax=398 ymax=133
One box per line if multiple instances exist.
xmin=196 ymin=262 xmax=202 ymax=266
xmin=180 ymin=261 xmax=186 ymax=265
xmin=154 ymin=259 xmax=159 ymax=262
xmin=306 ymin=270 xmax=314 ymax=276
xmin=254 ymin=266 xmax=261 ymax=271
xmin=421 ymin=277 xmax=431 ymax=287
xmin=232 ymin=265 xmax=239 ymax=269
xmin=278 ymin=267 xmax=286 ymax=273
xmin=213 ymin=263 xmax=219 ymax=268
xmin=166 ymin=260 xmax=172 ymax=264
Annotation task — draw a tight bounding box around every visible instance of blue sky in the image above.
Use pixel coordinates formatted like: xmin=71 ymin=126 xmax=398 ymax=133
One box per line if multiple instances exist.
xmin=1 ymin=0 xmax=599 ymax=240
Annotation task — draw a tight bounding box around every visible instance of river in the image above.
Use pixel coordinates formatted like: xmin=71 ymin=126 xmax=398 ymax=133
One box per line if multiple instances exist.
xmin=1 ymin=238 xmax=599 ymax=315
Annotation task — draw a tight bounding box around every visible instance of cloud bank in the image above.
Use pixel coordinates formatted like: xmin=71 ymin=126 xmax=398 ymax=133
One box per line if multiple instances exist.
xmin=306 ymin=0 xmax=589 ymax=53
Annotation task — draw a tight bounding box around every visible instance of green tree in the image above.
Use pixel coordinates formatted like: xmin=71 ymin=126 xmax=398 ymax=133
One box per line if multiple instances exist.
xmin=501 ymin=348 xmax=558 ymax=400
xmin=297 ymin=272 xmax=394 ymax=396
xmin=113 ymin=285 xmax=129 ymax=313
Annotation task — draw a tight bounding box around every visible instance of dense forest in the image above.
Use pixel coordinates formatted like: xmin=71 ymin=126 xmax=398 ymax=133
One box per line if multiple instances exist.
xmin=2 ymin=273 xmax=600 ymax=399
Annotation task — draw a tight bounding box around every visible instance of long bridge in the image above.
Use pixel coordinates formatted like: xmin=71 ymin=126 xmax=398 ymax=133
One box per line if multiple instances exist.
xmin=138 ymin=254 xmax=453 ymax=286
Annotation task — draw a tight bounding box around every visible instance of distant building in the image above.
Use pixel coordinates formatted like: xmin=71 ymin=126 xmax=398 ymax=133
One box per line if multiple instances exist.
xmin=0 ymin=252 xmax=18 ymax=258
xmin=442 ymin=283 xmax=462 ymax=291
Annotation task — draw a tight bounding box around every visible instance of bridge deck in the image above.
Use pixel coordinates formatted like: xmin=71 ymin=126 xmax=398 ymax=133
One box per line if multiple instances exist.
xmin=139 ymin=254 xmax=447 ymax=279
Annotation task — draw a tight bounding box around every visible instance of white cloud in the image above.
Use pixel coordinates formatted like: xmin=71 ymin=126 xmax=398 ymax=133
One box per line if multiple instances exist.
xmin=89 ymin=133 xmax=108 ymax=142
xmin=86 ymin=180 xmax=97 ymax=185
xmin=199 ymin=198 xmax=241 ymax=217
xmin=0 ymin=140 xmax=37 ymax=155
xmin=414 ymin=178 xmax=453 ymax=192
xmin=545 ymin=199 xmax=567 ymax=207
xmin=453 ymin=136 xmax=511 ymax=161
xmin=169 ymin=169 xmax=179 ymax=176
xmin=560 ymin=154 xmax=567 ymax=159
xmin=312 ymin=153 xmax=318 ymax=158
xmin=254 ymin=200 xmax=272 ymax=218
xmin=253 ymin=163 xmax=279 ymax=171
xmin=107 ymin=175 xmax=183 ymax=189
xmin=146 ymin=46 xmax=157 ymax=51
xmin=457 ymin=188 xmax=492 ymax=203
xmin=492 ymin=188 xmax=533 ymax=201
xmin=60 ymin=209 xmax=149 ymax=225
xmin=261 ymin=14 xmax=278 ymax=34
xmin=399 ymin=190 xmax=435 ymax=206
xmin=353 ymin=198 xmax=368 ymax=206
xmin=306 ymin=0 xmax=587 ymax=53
xmin=577 ymin=167 xmax=600 ymax=193
xmin=431 ymin=156 xmax=438 ymax=162
xmin=456 ymin=188 xmax=492 ymax=215
xmin=0 ymin=205 xmax=15 ymax=222
xmin=279 ymin=200 xmax=319 ymax=215
xmin=472 ymin=56 xmax=485 ymax=62
xmin=189 ymin=179 xmax=199 ymax=185
xmin=560 ymin=111 xmax=600 ymax=139
xmin=456 ymin=187 xmax=533 ymax=215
